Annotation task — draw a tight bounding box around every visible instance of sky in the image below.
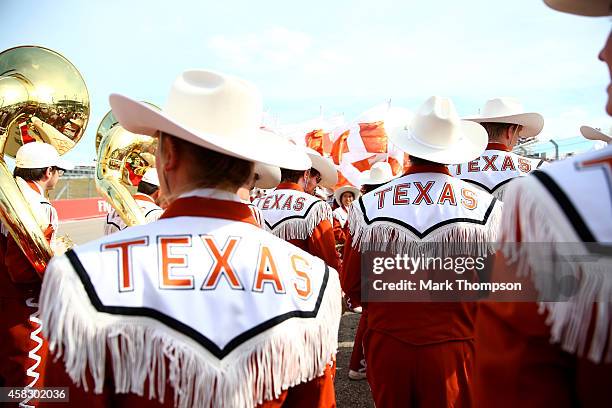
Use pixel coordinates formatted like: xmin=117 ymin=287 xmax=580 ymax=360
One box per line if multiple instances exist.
xmin=1 ymin=0 xmax=610 ymax=163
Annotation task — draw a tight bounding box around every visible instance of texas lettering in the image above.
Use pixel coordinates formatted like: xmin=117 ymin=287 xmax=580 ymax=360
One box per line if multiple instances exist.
xmin=374 ymin=180 xmax=478 ymax=210
xmin=452 ymin=154 xmax=532 ymax=175
xmin=100 ymin=235 xmax=313 ymax=299
xmin=258 ymin=194 xmax=306 ymax=211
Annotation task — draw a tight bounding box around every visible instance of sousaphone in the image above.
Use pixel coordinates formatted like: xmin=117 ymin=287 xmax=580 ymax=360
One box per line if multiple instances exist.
xmin=0 ymin=46 xmax=89 ymax=274
xmin=95 ymin=104 xmax=158 ymax=227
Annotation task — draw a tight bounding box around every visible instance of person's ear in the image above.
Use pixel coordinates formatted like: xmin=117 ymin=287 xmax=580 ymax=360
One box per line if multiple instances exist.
xmin=160 ymin=136 xmax=180 ymax=171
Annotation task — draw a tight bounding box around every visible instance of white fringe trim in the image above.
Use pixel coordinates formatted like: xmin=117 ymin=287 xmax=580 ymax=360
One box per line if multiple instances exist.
xmin=348 ymin=200 xmax=503 ymax=258
xmin=270 ymin=201 xmax=333 ymax=241
xmin=40 ymin=256 xmax=342 ymax=407
xmin=502 ymin=177 xmax=612 ymax=363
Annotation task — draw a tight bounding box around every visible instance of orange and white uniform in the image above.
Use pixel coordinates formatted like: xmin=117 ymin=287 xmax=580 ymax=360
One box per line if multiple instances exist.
xmin=332 ymin=206 xmax=350 ymax=248
xmin=254 ymin=182 xmax=340 ymax=272
xmin=40 ymin=189 xmax=341 ymax=407
xmin=342 ymin=164 xmax=502 ymax=407
xmin=244 ymin=199 xmax=264 ymax=228
xmin=450 ymin=143 xmax=545 ymax=200
xmin=0 ymin=177 xmax=56 ymax=406
xmin=475 ymin=145 xmax=612 ymax=407
xmin=104 ymin=193 xmax=163 ymax=235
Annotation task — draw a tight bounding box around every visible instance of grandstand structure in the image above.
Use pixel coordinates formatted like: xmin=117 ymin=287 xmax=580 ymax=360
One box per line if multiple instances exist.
xmin=50 ymin=162 xmax=97 ymax=200
xmin=513 ymin=136 xmax=599 ymax=161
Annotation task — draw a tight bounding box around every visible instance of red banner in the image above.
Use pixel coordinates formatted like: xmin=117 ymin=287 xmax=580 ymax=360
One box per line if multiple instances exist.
xmin=51 ymin=197 xmax=112 ymax=221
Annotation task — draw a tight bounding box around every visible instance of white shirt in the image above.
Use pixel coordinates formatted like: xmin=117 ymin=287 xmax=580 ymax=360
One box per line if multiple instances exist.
xmin=104 ymin=193 xmax=163 ymax=235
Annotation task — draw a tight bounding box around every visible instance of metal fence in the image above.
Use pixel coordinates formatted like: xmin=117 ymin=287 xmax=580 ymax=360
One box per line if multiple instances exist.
xmin=514 ymin=136 xmax=600 ymax=160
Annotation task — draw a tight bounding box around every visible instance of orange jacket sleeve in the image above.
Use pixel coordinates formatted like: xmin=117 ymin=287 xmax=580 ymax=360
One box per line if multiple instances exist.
xmin=307 ymin=219 xmax=341 ymax=272
xmin=340 ymin=234 xmax=362 ymax=309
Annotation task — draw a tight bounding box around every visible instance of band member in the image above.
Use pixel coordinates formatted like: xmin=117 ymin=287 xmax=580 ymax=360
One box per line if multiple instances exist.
xmin=342 ymin=96 xmax=502 ymax=407
xmin=104 ymin=167 xmax=163 ymax=235
xmin=39 ymin=70 xmax=341 ymax=407
xmin=475 ymin=1 xmax=612 ymax=406
xmin=238 ymin=162 xmax=281 ymax=227
xmin=255 ymin=147 xmax=341 ymax=272
xmin=450 ymin=97 xmax=545 ymax=199
xmin=332 ymin=185 xmax=360 ymax=250
xmin=346 ymin=161 xmax=395 ymax=381
xmin=0 ymin=142 xmax=72 ymax=405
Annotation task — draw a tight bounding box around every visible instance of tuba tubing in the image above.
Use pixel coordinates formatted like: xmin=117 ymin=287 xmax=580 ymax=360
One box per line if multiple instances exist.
xmin=0 ymin=161 xmax=53 ymax=275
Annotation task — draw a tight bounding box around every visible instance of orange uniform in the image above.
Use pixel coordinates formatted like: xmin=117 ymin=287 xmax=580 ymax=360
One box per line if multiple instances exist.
xmin=0 ymin=179 xmax=54 ymax=406
xmin=40 ymin=191 xmax=341 ymax=407
xmin=342 ymin=164 xmax=502 ymax=407
xmin=256 ymin=182 xmax=340 ymax=272
xmin=474 ymin=146 xmax=612 ymax=407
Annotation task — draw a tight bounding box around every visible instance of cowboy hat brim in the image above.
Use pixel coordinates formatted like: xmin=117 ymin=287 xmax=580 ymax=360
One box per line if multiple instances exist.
xmin=544 ymin=0 xmax=611 ymax=16
xmin=580 ymin=125 xmax=612 ymax=143
xmin=464 ymin=112 xmax=544 ymax=138
xmin=388 ymin=120 xmax=488 ymax=165
xmin=334 ymin=185 xmax=361 ymax=206
xmin=306 ymin=149 xmax=338 ymax=189
xmin=254 ymin=163 xmax=281 ymax=189
xmin=360 ymin=169 xmax=394 ymax=185
xmin=109 ymin=94 xmax=311 ymax=171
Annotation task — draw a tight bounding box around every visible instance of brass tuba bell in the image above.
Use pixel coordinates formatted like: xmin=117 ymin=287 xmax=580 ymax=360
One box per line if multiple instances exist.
xmin=95 ymin=105 xmax=158 ymax=228
xmin=0 ymin=46 xmax=89 ymax=274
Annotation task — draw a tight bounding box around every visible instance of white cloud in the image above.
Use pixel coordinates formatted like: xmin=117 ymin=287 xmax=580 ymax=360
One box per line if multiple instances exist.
xmin=539 ymin=107 xmax=610 ymax=141
xmin=208 ymin=27 xmax=313 ymax=70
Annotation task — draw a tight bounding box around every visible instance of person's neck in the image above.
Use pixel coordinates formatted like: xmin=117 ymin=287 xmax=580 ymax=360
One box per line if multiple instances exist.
xmin=34 ymin=179 xmax=47 ymax=193
xmin=492 ymin=138 xmax=512 ymax=149
xmin=237 ymin=186 xmax=251 ymax=201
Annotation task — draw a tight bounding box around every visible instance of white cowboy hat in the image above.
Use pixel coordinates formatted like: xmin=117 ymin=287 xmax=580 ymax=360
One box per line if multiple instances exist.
xmin=305 ymin=147 xmax=338 ymax=189
xmin=580 ymin=125 xmax=612 ymax=144
xmin=334 ymin=185 xmax=361 ymax=206
xmin=544 ymin=0 xmax=611 ymax=16
xmin=313 ymin=186 xmax=331 ymax=200
xmin=15 ymin=142 xmax=74 ymax=170
xmin=465 ymin=97 xmax=544 ymax=138
xmin=109 ymin=70 xmax=311 ymax=171
xmin=387 ymin=96 xmax=488 ymax=165
xmin=141 ymin=167 xmax=160 ymax=187
xmin=254 ymin=163 xmax=281 ymax=189
xmin=360 ymin=162 xmax=394 ymax=185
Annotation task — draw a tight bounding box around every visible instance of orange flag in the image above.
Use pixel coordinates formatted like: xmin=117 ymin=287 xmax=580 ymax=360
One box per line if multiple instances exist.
xmin=305 ymin=129 xmax=332 ymax=156
xmin=359 ymin=121 xmax=387 ymax=153
xmin=334 ymin=170 xmax=350 ymax=189
xmin=351 ymin=155 xmax=378 ymax=172
xmin=330 ymin=130 xmax=350 ymax=165
xmin=388 ymin=153 xmax=411 ymax=175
